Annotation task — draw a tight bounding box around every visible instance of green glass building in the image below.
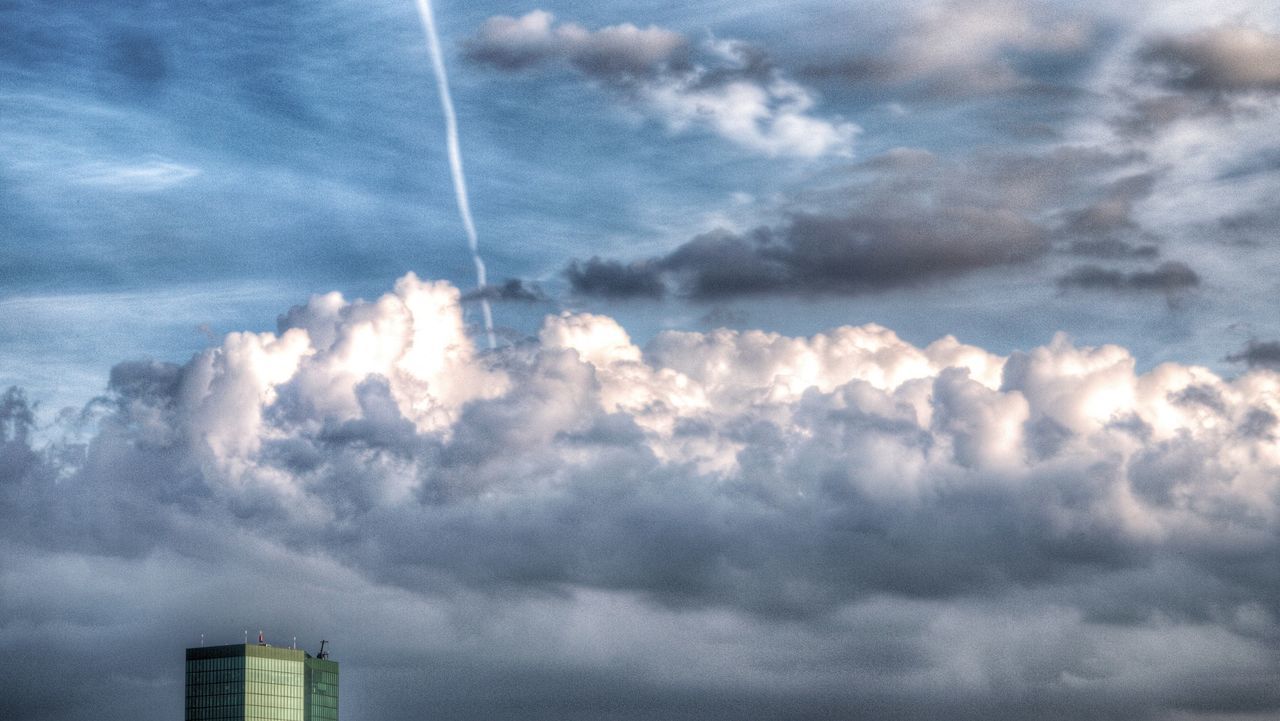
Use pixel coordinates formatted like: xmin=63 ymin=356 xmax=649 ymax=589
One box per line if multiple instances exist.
xmin=185 ymin=642 xmax=338 ymax=721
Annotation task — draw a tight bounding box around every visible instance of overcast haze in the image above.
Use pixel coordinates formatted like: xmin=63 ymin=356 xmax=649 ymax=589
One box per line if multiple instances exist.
xmin=4 ymin=1 xmax=1280 ymax=719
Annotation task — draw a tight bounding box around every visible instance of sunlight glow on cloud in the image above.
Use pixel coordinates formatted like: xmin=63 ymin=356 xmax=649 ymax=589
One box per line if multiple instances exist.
xmin=13 ymin=274 xmax=1280 ymax=591
xmin=466 ymin=10 xmax=858 ymax=157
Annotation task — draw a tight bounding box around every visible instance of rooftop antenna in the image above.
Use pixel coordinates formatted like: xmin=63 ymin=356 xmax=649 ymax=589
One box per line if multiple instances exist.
xmin=316 ymin=639 xmax=329 ymax=660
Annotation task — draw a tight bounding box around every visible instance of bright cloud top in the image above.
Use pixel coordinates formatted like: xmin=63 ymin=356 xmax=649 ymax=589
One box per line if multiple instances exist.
xmin=465 ymin=10 xmax=858 ymax=158
xmin=13 ymin=274 xmax=1280 ymax=599
xmin=222 ymin=275 xmax=1271 ymax=508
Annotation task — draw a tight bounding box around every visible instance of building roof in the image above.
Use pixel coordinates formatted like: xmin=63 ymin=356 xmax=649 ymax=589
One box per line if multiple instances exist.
xmin=185 ymin=643 xmax=335 ymax=665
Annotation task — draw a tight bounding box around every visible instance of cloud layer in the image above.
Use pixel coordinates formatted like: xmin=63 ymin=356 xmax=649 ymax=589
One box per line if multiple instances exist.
xmin=804 ymin=0 xmax=1093 ymax=96
xmin=5 ymin=275 xmax=1280 ymax=719
xmin=465 ymin=10 xmax=858 ymax=157
xmin=1142 ymin=26 xmax=1280 ymax=94
xmin=563 ymin=148 xmax=1205 ymax=300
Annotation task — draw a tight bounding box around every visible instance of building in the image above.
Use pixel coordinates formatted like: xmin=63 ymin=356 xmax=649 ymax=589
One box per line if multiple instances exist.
xmin=185 ymin=637 xmax=338 ymax=721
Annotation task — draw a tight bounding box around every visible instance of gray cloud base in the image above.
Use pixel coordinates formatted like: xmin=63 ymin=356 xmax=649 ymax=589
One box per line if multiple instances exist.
xmin=1142 ymin=26 xmax=1280 ymax=93
xmin=565 ymin=149 xmax=1204 ymax=300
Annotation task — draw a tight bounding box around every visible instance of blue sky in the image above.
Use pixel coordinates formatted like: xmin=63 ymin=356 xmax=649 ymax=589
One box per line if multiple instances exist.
xmin=6 ymin=0 xmax=1279 ymax=414
xmin=5 ymin=1 xmax=1280 ymax=719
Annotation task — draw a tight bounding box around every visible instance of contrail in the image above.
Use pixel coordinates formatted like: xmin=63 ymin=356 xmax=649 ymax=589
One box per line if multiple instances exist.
xmin=413 ymin=0 xmax=497 ymax=349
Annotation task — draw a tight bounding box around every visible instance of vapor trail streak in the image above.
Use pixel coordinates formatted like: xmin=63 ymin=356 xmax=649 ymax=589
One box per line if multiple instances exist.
xmin=413 ymin=0 xmax=497 ymax=349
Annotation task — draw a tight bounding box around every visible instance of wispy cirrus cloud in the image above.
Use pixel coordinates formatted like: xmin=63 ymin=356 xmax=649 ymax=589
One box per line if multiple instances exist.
xmin=69 ymin=157 xmax=200 ymax=192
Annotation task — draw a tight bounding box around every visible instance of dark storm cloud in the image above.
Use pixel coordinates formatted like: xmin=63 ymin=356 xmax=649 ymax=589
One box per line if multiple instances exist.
xmin=1056 ymin=261 xmax=1200 ymax=293
xmin=656 ymin=207 xmax=1047 ymax=299
xmin=565 ymin=257 xmax=666 ymax=299
xmin=462 ymin=278 xmax=549 ymax=303
xmin=567 ymin=207 xmax=1048 ymax=299
xmin=108 ymin=359 xmax=184 ymax=403
xmin=567 ymin=147 xmax=1175 ymax=300
xmin=1227 ymin=339 xmax=1280 ymax=370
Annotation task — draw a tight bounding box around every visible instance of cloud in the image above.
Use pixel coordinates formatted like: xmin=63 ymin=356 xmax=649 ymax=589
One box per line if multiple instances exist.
xmin=1057 ymin=261 xmax=1200 ymax=293
xmin=1142 ymin=26 xmax=1280 ymax=94
xmin=566 ymin=209 xmax=1049 ymax=299
xmin=1050 ymin=171 xmax=1166 ymax=262
xmin=565 ymin=148 xmax=1163 ymax=299
xmin=1117 ymin=25 xmax=1280 ymax=134
xmin=464 ymin=9 xmax=689 ymax=77
xmin=659 ymin=207 xmax=1046 ymax=298
xmin=465 ymin=11 xmax=857 ymax=158
xmin=69 ymin=157 xmax=200 ymax=192
xmin=1227 ymin=339 xmax=1280 ymax=369
xmin=565 ymin=257 xmax=666 ymax=299
xmin=803 ymin=0 xmax=1093 ymax=95
xmin=1064 ymin=238 xmax=1159 ymax=258
xmin=461 ymin=278 xmax=549 ymax=303
xmin=6 ymin=274 xmax=1280 ymax=717
xmin=886 ymin=0 xmax=1089 ymax=91
xmin=1059 ymin=172 xmax=1157 ymax=238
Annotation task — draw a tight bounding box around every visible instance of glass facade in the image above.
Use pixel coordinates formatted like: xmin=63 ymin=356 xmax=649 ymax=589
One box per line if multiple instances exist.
xmin=304 ymin=659 xmax=338 ymax=721
xmin=186 ymin=654 xmax=246 ymax=721
xmin=186 ymin=645 xmax=337 ymax=721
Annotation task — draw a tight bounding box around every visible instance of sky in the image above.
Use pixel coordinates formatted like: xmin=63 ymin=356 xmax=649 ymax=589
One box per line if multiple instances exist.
xmin=3 ymin=0 xmax=1280 ymax=719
